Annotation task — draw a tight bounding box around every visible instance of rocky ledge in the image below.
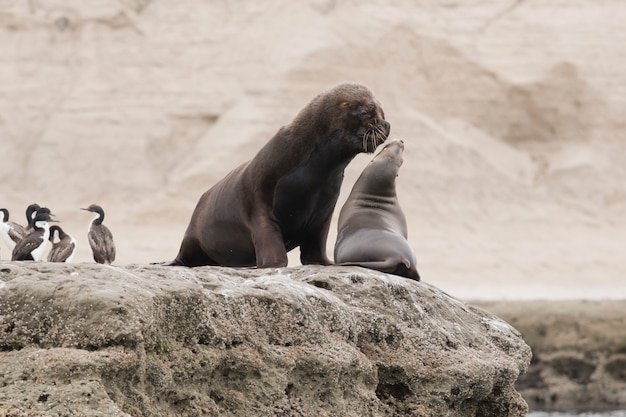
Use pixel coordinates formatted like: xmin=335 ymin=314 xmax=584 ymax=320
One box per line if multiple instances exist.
xmin=0 ymin=263 xmax=530 ymax=417
xmin=476 ymin=300 xmax=626 ymax=412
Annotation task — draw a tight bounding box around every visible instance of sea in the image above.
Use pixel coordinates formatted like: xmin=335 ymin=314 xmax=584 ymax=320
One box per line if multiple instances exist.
xmin=528 ymin=412 xmax=626 ymax=417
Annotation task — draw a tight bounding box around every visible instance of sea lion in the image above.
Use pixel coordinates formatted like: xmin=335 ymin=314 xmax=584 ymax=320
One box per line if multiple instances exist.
xmin=170 ymin=83 xmax=390 ymax=268
xmin=334 ymin=138 xmax=420 ymax=280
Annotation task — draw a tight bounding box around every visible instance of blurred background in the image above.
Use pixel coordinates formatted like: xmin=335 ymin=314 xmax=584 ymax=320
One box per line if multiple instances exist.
xmin=1 ymin=0 xmax=625 ymax=300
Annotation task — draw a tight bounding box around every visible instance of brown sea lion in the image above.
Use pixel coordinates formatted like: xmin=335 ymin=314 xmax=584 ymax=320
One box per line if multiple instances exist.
xmin=169 ymin=83 xmax=390 ymax=268
xmin=334 ymin=139 xmax=420 ymax=280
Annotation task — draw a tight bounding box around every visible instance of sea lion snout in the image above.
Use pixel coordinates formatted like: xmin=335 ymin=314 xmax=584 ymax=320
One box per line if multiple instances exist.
xmin=380 ymin=138 xmax=405 ymax=154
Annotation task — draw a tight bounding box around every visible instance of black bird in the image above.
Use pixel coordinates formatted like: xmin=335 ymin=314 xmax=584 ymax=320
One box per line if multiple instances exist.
xmin=23 ymin=203 xmax=42 ymax=234
xmin=81 ymin=204 xmax=116 ymax=264
xmin=1 ymin=208 xmax=27 ymax=251
xmin=47 ymin=225 xmax=77 ymax=263
xmin=11 ymin=211 xmax=55 ymax=261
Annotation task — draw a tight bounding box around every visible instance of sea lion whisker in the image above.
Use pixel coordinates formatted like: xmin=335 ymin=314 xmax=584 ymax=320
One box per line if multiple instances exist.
xmin=376 ymin=125 xmax=388 ymax=144
xmin=371 ymin=133 xmax=378 ymax=152
xmin=378 ymin=130 xmax=386 ymax=144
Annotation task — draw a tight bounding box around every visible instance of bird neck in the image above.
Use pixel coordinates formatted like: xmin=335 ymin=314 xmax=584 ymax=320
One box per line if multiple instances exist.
xmin=91 ymin=211 xmax=104 ymax=225
xmin=33 ymin=220 xmax=49 ymax=232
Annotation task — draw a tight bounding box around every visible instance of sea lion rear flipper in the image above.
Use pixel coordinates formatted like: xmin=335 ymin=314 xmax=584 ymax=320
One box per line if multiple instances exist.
xmin=336 ymin=258 xmax=420 ymax=281
xmin=334 ymin=259 xmax=399 ymax=272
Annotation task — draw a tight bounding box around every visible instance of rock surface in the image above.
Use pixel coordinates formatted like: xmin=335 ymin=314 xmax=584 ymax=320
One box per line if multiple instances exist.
xmin=476 ymin=300 xmax=626 ymax=412
xmin=0 ymin=262 xmax=531 ymax=416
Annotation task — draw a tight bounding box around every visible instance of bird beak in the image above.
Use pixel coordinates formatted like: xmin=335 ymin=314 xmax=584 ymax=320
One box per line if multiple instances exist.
xmin=80 ymin=208 xmax=88 ymax=211
xmin=49 ymin=219 xmax=59 ymax=223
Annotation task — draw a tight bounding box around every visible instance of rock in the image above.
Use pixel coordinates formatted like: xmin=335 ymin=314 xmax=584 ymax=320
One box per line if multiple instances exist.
xmin=0 ymin=263 xmax=531 ymax=416
xmin=475 ymin=300 xmax=626 ymax=412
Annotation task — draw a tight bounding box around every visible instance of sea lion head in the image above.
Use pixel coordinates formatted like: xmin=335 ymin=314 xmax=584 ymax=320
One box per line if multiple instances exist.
xmin=301 ymin=83 xmax=390 ymax=154
xmin=337 ymin=83 xmax=390 ymax=153
xmin=356 ymin=138 xmax=405 ymax=195
xmin=374 ymin=138 xmax=404 ymax=170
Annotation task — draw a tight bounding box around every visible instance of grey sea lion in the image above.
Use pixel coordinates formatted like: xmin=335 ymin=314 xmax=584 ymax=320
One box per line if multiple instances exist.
xmin=334 ymin=139 xmax=420 ymax=280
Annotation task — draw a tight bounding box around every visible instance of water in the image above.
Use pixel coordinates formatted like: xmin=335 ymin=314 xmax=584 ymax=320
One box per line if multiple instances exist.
xmin=528 ymin=412 xmax=626 ymax=417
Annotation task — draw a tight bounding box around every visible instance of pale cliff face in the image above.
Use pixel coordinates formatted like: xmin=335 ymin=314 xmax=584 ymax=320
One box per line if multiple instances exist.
xmin=1 ymin=1 xmax=625 ymax=300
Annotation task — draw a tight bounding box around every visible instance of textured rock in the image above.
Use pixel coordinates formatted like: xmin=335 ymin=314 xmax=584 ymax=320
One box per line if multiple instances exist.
xmin=476 ymin=300 xmax=626 ymax=412
xmin=0 ymin=263 xmax=531 ymax=416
